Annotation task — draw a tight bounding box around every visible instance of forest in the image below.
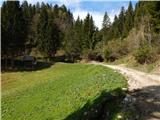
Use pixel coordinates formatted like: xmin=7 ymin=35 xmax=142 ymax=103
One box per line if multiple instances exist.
xmin=1 ymin=1 xmax=160 ymax=69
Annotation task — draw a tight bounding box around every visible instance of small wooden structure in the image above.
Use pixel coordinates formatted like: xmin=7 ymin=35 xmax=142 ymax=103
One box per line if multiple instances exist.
xmin=23 ymin=55 xmax=37 ymax=69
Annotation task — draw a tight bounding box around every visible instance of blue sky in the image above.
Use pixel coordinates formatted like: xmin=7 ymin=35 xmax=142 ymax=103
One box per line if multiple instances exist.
xmin=0 ymin=0 xmax=138 ymax=29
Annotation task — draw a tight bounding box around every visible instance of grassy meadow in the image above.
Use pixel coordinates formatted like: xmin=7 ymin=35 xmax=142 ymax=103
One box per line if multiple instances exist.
xmin=1 ymin=63 xmax=126 ymax=120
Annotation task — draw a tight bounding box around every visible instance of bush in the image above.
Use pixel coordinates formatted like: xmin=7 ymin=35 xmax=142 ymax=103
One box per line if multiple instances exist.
xmin=104 ymin=39 xmax=129 ymax=61
xmin=134 ymin=45 xmax=158 ymax=64
xmin=104 ymin=49 xmax=111 ymax=61
xmin=81 ymin=49 xmax=92 ymax=60
xmin=81 ymin=47 xmax=104 ymax=62
xmin=93 ymin=42 xmax=104 ymax=61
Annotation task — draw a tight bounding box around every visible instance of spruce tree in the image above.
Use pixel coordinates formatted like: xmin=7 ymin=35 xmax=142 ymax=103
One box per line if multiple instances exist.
xmin=83 ymin=14 xmax=96 ymax=50
xmin=88 ymin=16 xmax=96 ymax=50
xmin=83 ymin=13 xmax=90 ymax=49
xmin=37 ymin=5 xmax=60 ymax=57
xmin=53 ymin=4 xmax=59 ymax=18
xmin=124 ymin=1 xmax=134 ymax=36
xmin=35 ymin=2 xmax=40 ymax=13
xmin=113 ymin=15 xmax=120 ymax=38
xmin=102 ymin=12 xmax=111 ymax=30
xmin=37 ymin=6 xmax=49 ymax=56
xmin=102 ymin=11 xmax=111 ymax=42
xmin=1 ymin=1 xmax=26 ymax=68
xmin=118 ymin=6 xmax=126 ymax=38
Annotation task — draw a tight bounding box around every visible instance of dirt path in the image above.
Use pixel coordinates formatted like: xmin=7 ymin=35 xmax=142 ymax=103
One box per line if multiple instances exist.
xmin=90 ymin=61 xmax=160 ymax=120
xmin=90 ymin=61 xmax=160 ymax=91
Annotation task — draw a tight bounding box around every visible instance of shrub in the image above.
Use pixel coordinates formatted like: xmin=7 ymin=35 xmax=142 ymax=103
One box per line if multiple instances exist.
xmin=104 ymin=49 xmax=111 ymax=61
xmin=134 ymin=45 xmax=158 ymax=64
xmin=81 ymin=49 xmax=91 ymax=60
xmin=81 ymin=45 xmax=104 ymax=62
xmin=93 ymin=42 xmax=104 ymax=61
xmin=104 ymin=39 xmax=129 ymax=61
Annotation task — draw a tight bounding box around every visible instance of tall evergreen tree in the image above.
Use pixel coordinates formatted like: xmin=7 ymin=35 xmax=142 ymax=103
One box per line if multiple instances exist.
xmin=1 ymin=1 xmax=26 ymax=68
xmin=146 ymin=1 xmax=160 ymax=33
xmin=37 ymin=6 xmax=49 ymax=56
xmin=102 ymin=11 xmax=111 ymax=42
xmin=35 ymin=2 xmax=40 ymax=13
xmin=124 ymin=1 xmax=134 ymax=36
xmin=21 ymin=1 xmax=34 ymax=53
xmin=88 ymin=16 xmax=96 ymax=50
xmin=112 ymin=15 xmax=120 ymax=38
xmin=118 ymin=6 xmax=126 ymax=38
xmin=64 ymin=16 xmax=83 ymax=60
xmin=102 ymin=12 xmax=111 ymax=30
xmin=37 ymin=5 xmax=60 ymax=57
xmin=83 ymin=13 xmax=90 ymax=49
xmin=53 ymin=4 xmax=59 ymax=18
xmin=83 ymin=14 xmax=96 ymax=50
xmin=134 ymin=1 xmax=145 ymax=28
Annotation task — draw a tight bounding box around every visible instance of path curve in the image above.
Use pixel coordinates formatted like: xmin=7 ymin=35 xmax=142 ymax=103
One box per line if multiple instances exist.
xmin=90 ymin=61 xmax=160 ymax=120
xmin=90 ymin=61 xmax=160 ymax=91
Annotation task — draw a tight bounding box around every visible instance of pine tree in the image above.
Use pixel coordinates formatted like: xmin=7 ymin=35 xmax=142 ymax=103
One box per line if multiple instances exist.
xmin=112 ymin=15 xmax=120 ymax=38
xmin=146 ymin=1 xmax=160 ymax=33
xmin=21 ymin=1 xmax=33 ymax=53
xmin=88 ymin=16 xmax=96 ymax=50
xmin=83 ymin=13 xmax=90 ymax=49
xmin=53 ymin=4 xmax=59 ymax=18
xmin=37 ymin=6 xmax=49 ymax=56
xmin=64 ymin=16 xmax=83 ymax=60
xmin=102 ymin=12 xmax=111 ymax=30
xmin=118 ymin=6 xmax=126 ymax=38
xmin=37 ymin=5 xmax=60 ymax=57
xmin=46 ymin=21 xmax=60 ymax=57
xmin=83 ymin=14 xmax=96 ymax=50
xmin=35 ymin=2 xmax=40 ymax=13
xmin=1 ymin=1 xmax=26 ymax=68
xmin=74 ymin=16 xmax=83 ymax=52
xmin=124 ymin=1 xmax=134 ymax=36
xmin=134 ymin=1 xmax=146 ymax=28
xmin=102 ymin=11 xmax=111 ymax=42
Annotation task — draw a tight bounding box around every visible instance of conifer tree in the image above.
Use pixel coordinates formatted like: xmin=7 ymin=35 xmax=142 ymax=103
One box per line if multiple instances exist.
xmin=102 ymin=12 xmax=111 ymax=30
xmin=83 ymin=14 xmax=96 ymax=50
xmin=37 ymin=5 xmax=60 ymax=57
xmin=83 ymin=13 xmax=90 ymax=49
xmin=102 ymin=11 xmax=111 ymax=42
xmin=124 ymin=1 xmax=134 ymax=36
xmin=118 ymin=6 xmax=126 ymax=38
xmin=1 ymin=1 xmax=25 ymax=68
xmin=112 ymin=15 xmax=120 ymax=38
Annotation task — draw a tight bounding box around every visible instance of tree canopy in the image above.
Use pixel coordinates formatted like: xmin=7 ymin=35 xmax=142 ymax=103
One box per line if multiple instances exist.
xmin=1 ymin=1 xmax=160 ymax=67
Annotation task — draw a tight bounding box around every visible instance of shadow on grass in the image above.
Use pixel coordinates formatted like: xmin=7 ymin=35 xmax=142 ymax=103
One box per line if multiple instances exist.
xmin=65 ymin=88 xmax=126 ymax=120
xmin=1 ymin=59 xmax=53 ymax=72
xmin=1 ymin=55 xmax=74 ymax=72
xmin=65 ymin=86 xmax=160 ymax=120
xmin=127 ymin=85 xmax=160 ymax=120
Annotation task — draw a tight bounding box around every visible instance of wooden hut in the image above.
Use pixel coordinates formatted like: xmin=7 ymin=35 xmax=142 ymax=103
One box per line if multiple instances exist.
xmin=23 ymin=55 xmax=37 ymax=69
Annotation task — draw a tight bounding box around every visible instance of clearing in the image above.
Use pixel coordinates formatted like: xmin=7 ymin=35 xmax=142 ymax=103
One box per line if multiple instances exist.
xmin=1 ymin=63 xmax=126 ymax=120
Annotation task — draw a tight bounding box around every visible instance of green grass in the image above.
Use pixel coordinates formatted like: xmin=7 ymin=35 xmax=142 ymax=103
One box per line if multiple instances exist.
xmin=2 ymin=63 xmax=126 ymax=120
